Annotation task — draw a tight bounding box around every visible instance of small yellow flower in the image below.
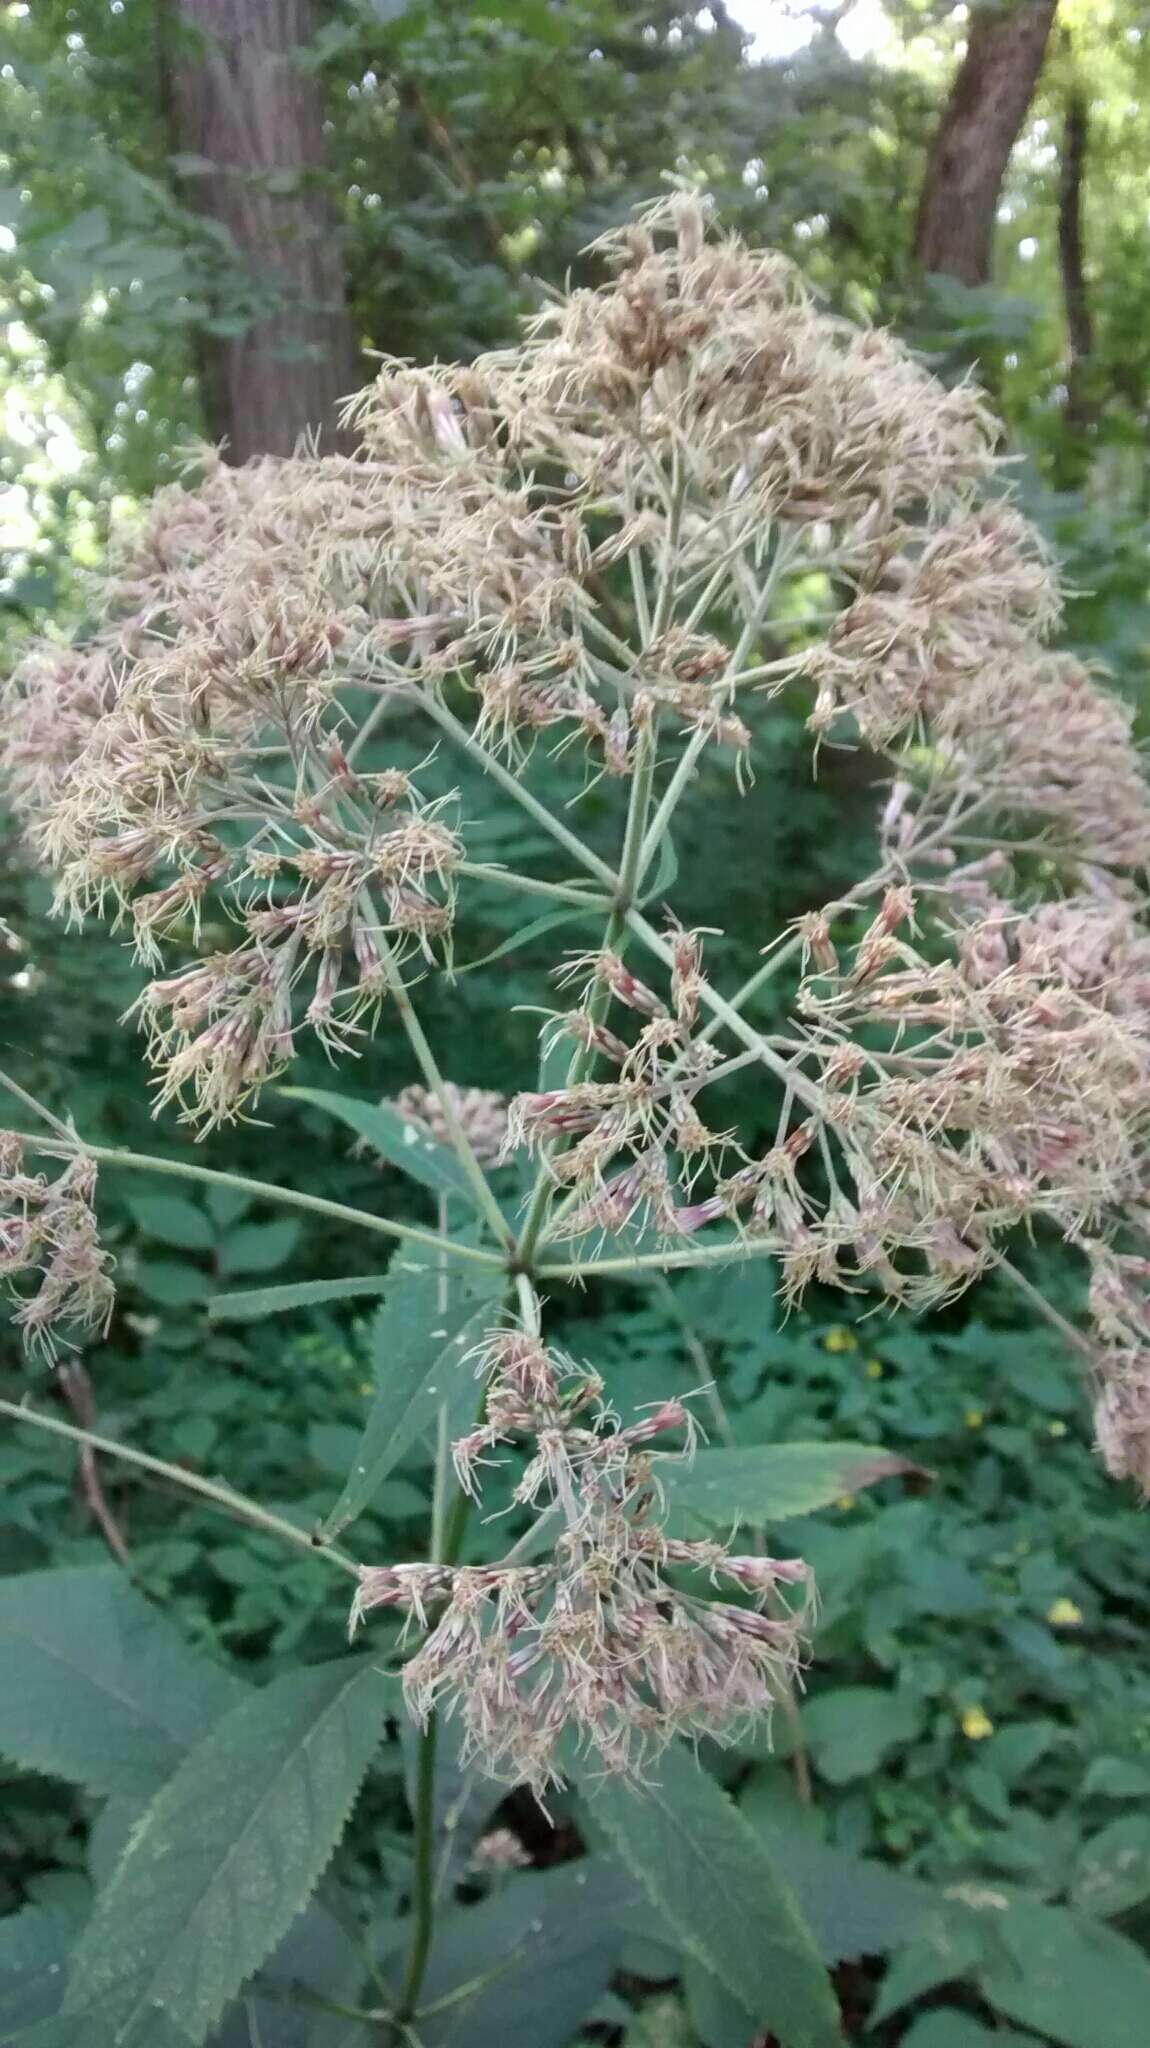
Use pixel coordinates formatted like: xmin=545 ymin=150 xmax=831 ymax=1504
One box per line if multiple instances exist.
xmin=865 ymin=1358 xmax=884 ymax=1380
xmin=1048 ymin=1420 xmax=1067 ymax=1438
xmin=964 ymin=1408 xmax=984 ymax=1429
xmin=836 ymin=1494 xmax=856 ymax=1512
xmin=1047 ymin=1598 xmax=1083 ymax=1628
xmin=824 ymin=1327 xmax=858 ymax=1353
xmin=961 ymin=1706 xmax=994 ymax=1740
xmin=358 ymin=1380 xmax=373 ymax=1397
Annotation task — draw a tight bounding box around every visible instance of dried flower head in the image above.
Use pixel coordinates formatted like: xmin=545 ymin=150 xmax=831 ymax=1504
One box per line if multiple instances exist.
xmin=0 ymin=1135 xmax=114 ymax=1355
xmin=353 ymin=1329 xmax=812 ymax=1793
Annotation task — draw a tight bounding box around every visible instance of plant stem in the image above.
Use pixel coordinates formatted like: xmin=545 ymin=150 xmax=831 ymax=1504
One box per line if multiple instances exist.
xmin=374 ymin=931 xmax=513 ymax=1248
xmin=88 ymin=1143 xmax=503 ymax=1271
xmin=417 ymin=690 xmax=616 ymax=889
xmin=457 ymin=861 xmax=612 ymax=909
xmin=0 ymin=1397 xmax=360 ymax=1575
xmin=514 ymin=719 xmax=658 ymax=1271
xmin=995 ymin=1255 xmax=1095 ymax=1361
xmin=395 ymin=1710 xmax=439 ymax=2026
xmin=537 ymin=1234 xmax=779 ymax=1280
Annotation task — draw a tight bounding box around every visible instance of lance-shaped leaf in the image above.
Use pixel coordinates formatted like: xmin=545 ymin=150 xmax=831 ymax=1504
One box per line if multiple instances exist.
xmin=210 ymin=1273 xmax=393 ymax=1322
xmin=317 ymin=1255 xmax=505 ymax=1544
xmin=0 ymin=1567 xmax=243 ymax=1800
xmin=665 ymin=1439 xmax=923 ymax=1528
xmin=279 ymin=1086 xmax=478 ymax=1207
xmin=575 ymin=1742 xmax=841 ymax=2048
xmin=65 ymin=1657 xmax=390 ymax=2048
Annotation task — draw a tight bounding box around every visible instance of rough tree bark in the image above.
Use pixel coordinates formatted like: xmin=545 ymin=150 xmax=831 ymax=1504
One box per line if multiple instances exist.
xmin=913 ymin=0 xmax=1059 ymax=286
xmin=165 ymin=0 xmax=360 ymax=461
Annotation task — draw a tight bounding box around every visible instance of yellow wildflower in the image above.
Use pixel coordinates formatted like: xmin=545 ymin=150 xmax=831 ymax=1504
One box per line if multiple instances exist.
xmin=865 ymin=1358 xmax=884 ymax=1379
xmin=964 ymin=1408 xmax=984 ymax=1429
xmin=961 ymin=1706 xmax=994 ymax=1740
xmin=1046 ymin=1598 xmax=1083 ymax=1627
xmin=824 ymin=1327 xmax=857 ymax=1354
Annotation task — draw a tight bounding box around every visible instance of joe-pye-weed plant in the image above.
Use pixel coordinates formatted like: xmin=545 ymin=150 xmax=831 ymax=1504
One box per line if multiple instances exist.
xmin=3 ymin=193 xmax=1150 ymax=2044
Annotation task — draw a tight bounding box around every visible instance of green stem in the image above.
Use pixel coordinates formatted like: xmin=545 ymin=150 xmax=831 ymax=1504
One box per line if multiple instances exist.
xmin=514 ymin=720 xmax=659 ymax=1271
xmin=418 ymin=690 xmax=616 ymax=889
xmin=0 ymin=1397 xmax=359 ymax=1574
xmin=395 ymin=1712 xmax=439 ymax=2026
xmin=92 ymin=1144 xmax=503 ymax=1270
xmin=457 ymin=861 xmax=612 ymax=909
xmin=374 ymin=929 xmax=513 ymax=1248
xmin=535 ymin=1234 xmax=779 ymax=1279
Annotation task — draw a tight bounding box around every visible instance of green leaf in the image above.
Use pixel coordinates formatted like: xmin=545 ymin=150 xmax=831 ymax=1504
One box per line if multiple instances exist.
xmin=576 ymin=1742 xmax=840 ymax=2048
xmin=125 ymin=1194 xmax=214 ymax=1252
xmin=203 ymin=1186 xmax=251 ymax=1232
xmin=900 ymin=2019 xmax=1037 ymax=2048
xmin=280 ymin=1087 xmax=477 ymax=1205
xmin=746 ymin=1826 xmax=934 ymax=1965
xmin=801 ymin=1687 xmax=925 ymax=1785
xmin=65 ymin=1657 xmax=390 ymax=2047
xmin=455 ymin=903 xmax=598 ymax=974
xmin=0 ymin=1567 xmax=242 ymax=1799
xmin=413 ymin=1859 xmax=639 ymax=2048
xmin=975 ymin=1899 xmax=1150 ymax=2048
xmin=1070 ymin=1815 xmax=1150 ymax=1919
xmin=1082 ymin=1757 xmax=1150 ymax=1800
xmin=216 ymin=1219 xmax=302 ymax=1277
xmin=317 ymin=1256 xmax=504 ymax=1543
xmin=210 ymin=1274 xmax=392 ymax=1321
xmin=132 ymin=1259 xmax=211 ymax=1309
xmin=665 ymin=1441 xmax=920 ymax=1527
xmin=0 ymin=1905 xmax=79 ymax=2038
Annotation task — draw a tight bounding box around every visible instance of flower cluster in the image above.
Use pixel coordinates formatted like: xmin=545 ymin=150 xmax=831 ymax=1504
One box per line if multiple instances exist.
xmin=352 ymin=1329 xmax=812 ymax=1792
xmin=0 ymin=1134 xmax=113 ymax=1356
xmin=5 ymin=188 xmax=1150 ymax=1784
xmin=391 ymin=1082 xmax=508 ymax=1167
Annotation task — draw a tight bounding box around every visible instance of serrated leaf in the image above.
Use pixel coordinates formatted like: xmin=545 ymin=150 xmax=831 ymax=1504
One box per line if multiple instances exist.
xmin=125 ymin=1194 xmax=214 ymax=1252
xmin=412 ymin=1859 xmax=639 ymax=2048
xmin=0 ymin=1567 xmax=242 ymax=1799
xmin=65 ymin=1657 xmax=390 ymax=2047
xmin=210 ymin=1274 xmax=392 ymax=1321
xmin=665 ymin=1441 xmax=921 ymax=1526
xmin=280 ymin=1087 xmax=477 ymax=1206
xmin=217 ymin=1219 xmax=302 ymax=1277
xmin=317 ymin=1257 xmax=504 ymax=1543
xmin=575 ymin=1742 xmax=840 ymax=2048
xmin=975 ymin=1898 xmax=1150 ymax=2047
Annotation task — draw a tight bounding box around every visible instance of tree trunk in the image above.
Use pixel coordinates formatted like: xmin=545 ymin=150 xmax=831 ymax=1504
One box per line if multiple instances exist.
xmin=913 ymin=0 xmax=1059 ymax=286
xmin=165 ymin=0 xmax=359 ymax=462
xmin=1057 ymin=68 xmax=1094 ymax=465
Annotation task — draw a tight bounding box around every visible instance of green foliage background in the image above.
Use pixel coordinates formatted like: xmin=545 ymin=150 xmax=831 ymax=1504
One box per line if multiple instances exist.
xmin=3 ymin=4 xmax=1150 ymax=2045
